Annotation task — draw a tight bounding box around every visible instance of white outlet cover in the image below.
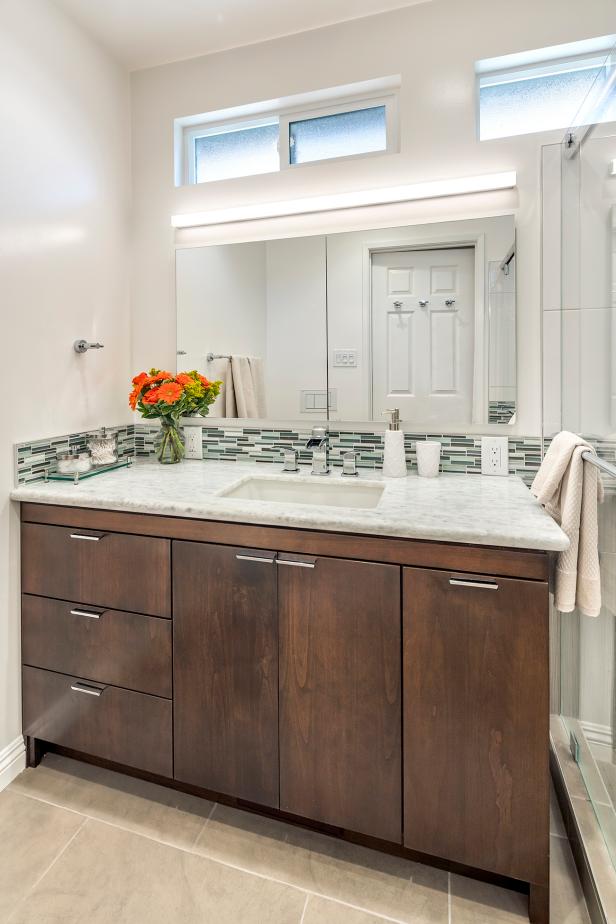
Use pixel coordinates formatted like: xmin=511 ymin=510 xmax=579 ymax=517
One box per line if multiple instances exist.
xmin=184 ymin=426 xmax=203 ymax=459
xmin=481 ymin=436 xmax=509 ymax=476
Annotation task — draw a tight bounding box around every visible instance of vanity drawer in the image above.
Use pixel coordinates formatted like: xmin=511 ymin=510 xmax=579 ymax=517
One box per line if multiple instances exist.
xmin=21 ymin=523 xmax=171 ymax=618
xmin=22 ymin=665 xmax=172 ymax=777
xmin=22 ymin=595 xmax=172 ymax=699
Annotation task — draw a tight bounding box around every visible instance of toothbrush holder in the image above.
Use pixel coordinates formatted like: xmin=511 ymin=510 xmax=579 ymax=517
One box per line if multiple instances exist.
xmin=416 ymin=440 xmax=441 ymax=477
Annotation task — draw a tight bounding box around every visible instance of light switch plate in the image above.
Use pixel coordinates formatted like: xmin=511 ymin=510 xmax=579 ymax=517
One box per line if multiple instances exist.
xmin=333 ymin=349 xmax=358 ymax=367
xmin=481 ymin=436 xmax=508 ymax=476
xmin=184 ymin=426 xmax=203 ymax=459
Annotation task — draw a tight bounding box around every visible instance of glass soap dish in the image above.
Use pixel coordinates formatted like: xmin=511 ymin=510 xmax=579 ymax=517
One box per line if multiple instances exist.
xmin=44 ymin=457 xmax=133 ymax=485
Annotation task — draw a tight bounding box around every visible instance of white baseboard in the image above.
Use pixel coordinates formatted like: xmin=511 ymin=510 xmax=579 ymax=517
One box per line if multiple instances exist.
xmin=0 ymin=736 xmax=26 ymax=791
xmin=581 ymin=720 xmax=614 ymax=763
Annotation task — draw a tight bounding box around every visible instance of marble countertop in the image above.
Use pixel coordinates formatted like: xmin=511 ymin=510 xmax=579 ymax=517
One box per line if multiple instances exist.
xmin=10 ymin=460 xmax=568 ymax=552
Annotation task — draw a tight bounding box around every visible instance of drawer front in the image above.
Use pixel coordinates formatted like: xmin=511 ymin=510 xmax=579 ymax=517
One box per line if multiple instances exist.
xmin=22 ymin=595 xmax=172 ymax=699
xmin=21 ymin=523 xmax=171 ymax=618
xmin=22 ymin=666 xmax=172 ymax=777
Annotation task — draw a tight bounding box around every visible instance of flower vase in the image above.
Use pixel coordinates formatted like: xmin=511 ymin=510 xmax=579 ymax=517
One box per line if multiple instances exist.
xmin=155 ymin=418 xmax=185 ymax=464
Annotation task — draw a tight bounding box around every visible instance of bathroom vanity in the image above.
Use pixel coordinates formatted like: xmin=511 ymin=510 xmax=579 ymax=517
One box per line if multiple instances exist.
xmin=12 ymin=462 xmax=567 ymax=924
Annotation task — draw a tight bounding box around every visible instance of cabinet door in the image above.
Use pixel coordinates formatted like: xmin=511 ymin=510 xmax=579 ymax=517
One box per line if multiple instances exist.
xmin=173 ymin=542 xmax=279 ymax=807
xmin=279 ymin=554 xmax=401 ymax=842
xmin=403 ymin=568 xmax=549 ymax=883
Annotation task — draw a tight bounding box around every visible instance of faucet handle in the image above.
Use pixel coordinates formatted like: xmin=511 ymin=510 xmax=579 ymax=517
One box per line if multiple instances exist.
xmin=341 ymin=451 xmax=358 ymax=477
xmin=282 ymin=449 xmax=299 ymax=472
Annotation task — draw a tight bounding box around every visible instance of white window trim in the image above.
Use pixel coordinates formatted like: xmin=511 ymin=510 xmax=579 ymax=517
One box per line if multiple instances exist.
xmin=176 ymin=77 xmax=400 ymax=187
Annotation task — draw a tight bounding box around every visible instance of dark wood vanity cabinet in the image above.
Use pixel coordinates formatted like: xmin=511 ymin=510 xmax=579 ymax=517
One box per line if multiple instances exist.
xmin=19 ymin=502 xmax=552 ymax=924
xmin=278 ymin=554 xmax=401 ymax=842
xmin=173 ymin=541 xmax=279 ymax=807
xmin=403 ymin=568 xmax=550 ymax=891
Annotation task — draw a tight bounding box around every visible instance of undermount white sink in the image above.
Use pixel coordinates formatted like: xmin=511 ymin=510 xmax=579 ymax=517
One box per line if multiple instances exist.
xmin=218 ymin=476 xmax=385 ymax=509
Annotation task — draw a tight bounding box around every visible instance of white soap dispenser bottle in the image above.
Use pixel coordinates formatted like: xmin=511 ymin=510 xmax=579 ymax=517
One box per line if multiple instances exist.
xmin=382 ymin=408 xmax=407 ymax=477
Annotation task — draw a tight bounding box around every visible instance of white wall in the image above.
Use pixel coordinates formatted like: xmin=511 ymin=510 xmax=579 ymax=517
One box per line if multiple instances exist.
xmin=176 ymin=241 xmax=268 ymax=388
xmin=0 ymin=0 xmax=130 ymax=781
xmin=130 ymin=0 xmax=615 ymax=436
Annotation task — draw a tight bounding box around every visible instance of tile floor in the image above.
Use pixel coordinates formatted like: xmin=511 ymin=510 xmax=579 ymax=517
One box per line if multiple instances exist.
xmin=1 ymin=753 xmax=591 ymax=923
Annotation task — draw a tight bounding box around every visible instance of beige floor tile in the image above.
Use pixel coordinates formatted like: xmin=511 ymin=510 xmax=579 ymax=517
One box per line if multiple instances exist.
xmin=550 ymin=835 xmax=590 ymax=924
xmin=10 ymin=753 xmax=213 ymax=849
xmin=0 ymin=789 xmax=84 ymax=921
xmin=450 ymin=874 xmax=528 ymax=923
xmin=10 ymin=818 xmax=306 ymax=924
xmin=194 ymin=804 xmax=448 ymax=923
xmin=302 ymin=895 xmax=389 ymax=923
xmin=550 ymin=785 xmax=567 ymax=838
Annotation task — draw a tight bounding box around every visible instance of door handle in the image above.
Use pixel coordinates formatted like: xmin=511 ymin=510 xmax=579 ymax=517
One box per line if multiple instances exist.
xmin=69 ymin=533 xmax=106 ymax=542
xmin=235 ymin=554 xmax=275 ymax=563
xmin=70 ymin=681 xmax=105 ymax=696
xmin=276 ymin=559 xmax=316 ymax=569
xmin=69 ymin=608 xmax=103 ymax=619
xmin=449 ymin=579 xmax=499 ymax=591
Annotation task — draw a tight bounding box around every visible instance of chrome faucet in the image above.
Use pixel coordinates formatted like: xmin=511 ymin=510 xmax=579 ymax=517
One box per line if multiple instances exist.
xmin=306 ymin=426 xmax=330 ymax=476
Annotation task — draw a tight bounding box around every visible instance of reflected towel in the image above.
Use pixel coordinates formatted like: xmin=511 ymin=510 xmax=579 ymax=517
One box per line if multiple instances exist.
xmin=531 ymin=431 xmax=604 ymax=617
xmin=223 ymin=356 xmax=266 ymax=418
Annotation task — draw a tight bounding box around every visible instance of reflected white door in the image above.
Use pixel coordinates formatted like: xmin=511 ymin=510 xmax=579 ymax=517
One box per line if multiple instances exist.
xmin=371 ymin=248 xmax=475 ymax=425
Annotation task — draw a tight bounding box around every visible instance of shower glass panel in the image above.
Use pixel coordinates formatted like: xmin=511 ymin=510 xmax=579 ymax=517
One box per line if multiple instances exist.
xmin=556 ymin=41 xmax=616 ymax=870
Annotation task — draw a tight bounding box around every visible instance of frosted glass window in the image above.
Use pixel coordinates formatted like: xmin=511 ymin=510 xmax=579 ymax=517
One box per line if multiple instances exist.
xmin=195 ymin=121 xmax=279 ymax=183
xmin=289 ymin=106 xmax=387 ymax=165
xmin=479 ymin=66 xmax=610 ymax=140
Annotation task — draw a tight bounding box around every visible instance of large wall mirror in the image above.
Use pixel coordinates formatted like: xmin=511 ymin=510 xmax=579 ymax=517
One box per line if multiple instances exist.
xmin=176 ymin=214 xmax=516 ymax=429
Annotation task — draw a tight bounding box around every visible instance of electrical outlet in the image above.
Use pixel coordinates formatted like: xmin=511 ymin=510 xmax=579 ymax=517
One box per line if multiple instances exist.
xmin=184 ymin=426 xmax=203 ymax=459
xmin=481 ymin=436 xmax=509 ymax=476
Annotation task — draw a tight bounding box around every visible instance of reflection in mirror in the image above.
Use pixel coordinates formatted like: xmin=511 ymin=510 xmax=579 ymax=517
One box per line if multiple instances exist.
xmin=176 ymin=237 xmax=327 ymax=419
xmin=175 ymin=215 xmax=516 ymax=428
xmin=326 ymin=215 xmax=516 ymax=427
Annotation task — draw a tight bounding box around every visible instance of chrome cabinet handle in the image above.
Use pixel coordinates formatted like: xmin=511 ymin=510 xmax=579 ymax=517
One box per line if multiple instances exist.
xmin=70 ymin=681 xmax=105 ymax=696
xmin=449 ymin=579 xmax=499 ymax=591
xmin=69 ymin=608 xmax=102 ymax=619
xmin=276 ymin=559 xmax=316 ymax=569
xmin=69 ymin=533 xmax=105 ymax=542
xmin=235 ymin=554 xmax=275 ymax=563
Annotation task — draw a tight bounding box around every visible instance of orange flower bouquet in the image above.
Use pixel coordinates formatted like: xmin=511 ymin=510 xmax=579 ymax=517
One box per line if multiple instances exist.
xmin=129 ymin=369 xmax=222 ymax=464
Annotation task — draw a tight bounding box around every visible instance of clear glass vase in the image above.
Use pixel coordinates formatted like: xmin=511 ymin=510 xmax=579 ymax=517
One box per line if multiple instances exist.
xmin=155 ymin=418 xmax=185 ymax=464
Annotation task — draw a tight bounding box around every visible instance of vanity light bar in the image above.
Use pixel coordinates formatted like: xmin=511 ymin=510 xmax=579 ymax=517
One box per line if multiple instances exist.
xmin=171 ymin=171 xmax=517 ymax=228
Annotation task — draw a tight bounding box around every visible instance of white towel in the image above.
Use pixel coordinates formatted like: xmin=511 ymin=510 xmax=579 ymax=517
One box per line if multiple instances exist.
xmin=531 ymin=431 xmax=604 ymax=617
xmin=227 ymin=356 xmax=266 ymax=418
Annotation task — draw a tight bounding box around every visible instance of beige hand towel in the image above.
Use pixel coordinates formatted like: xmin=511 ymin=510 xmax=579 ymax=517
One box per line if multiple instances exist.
xmin=531 ymin=431 xmax=604 ymax=617
xmin=229 ymin=356 xmax=266 ymax=418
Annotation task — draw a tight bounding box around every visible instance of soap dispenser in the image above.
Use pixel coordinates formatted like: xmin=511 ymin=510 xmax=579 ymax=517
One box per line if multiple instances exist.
xmin=382 ymin=408 xmax=407 ymax=477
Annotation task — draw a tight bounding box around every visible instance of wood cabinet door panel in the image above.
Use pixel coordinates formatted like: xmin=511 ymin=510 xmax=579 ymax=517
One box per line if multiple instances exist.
xmin=22 ymin=595 xmax=172 ymax=698
xmin=21 ymin=523 xmax=170 ymax=618
xmin=22 ymin=665 xmax=172 ymax=777
xmin=173 ymin=542 xmax=279 ymax=807
xmin=279 ymin=555 xmax=401 ymax=842
xmin=403 ymin=568 xmax=549 ymax=883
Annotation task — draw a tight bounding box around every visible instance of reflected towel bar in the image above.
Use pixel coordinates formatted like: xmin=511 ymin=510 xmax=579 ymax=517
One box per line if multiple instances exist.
xmin=581 ymin=451 xmax=616 ymax=480
xmin=206 ymin=352 xmax=231 ymax=362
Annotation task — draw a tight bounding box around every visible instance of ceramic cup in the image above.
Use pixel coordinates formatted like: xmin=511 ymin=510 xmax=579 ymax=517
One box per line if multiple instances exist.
xmin=416 ymin=440 xmax=441 ymax=477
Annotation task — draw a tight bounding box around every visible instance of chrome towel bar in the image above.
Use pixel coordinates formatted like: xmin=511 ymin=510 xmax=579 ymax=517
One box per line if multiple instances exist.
xmin=581 ymin=451 xmax=616 ymax=480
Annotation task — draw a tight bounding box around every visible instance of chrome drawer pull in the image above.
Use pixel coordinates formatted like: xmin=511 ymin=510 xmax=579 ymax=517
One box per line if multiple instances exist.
xmin=236 ymin=554 xmax=274 ymax=563
xmin=69 ymin=533 xmax=105 ymax=542
xmin=70 ymin=682 xmax=105 ymax=697
xmin=276 ymin=559 xmax=316 ymax=569
xmin=449 ymin=579 xmax=499 ymax=591
xmin=70 ymin=609 xmax=102 ymax=619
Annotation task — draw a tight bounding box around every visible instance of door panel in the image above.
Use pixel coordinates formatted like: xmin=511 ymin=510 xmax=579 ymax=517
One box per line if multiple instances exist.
xmin=279 ymin=554 xmax=401 ymax=842
xmin=372 ymin=247 xmax=475 ymax=424
xmin=403 ymin=567 xmax=549 ymax=883
xmin=173 ymin=542 xmax=279 ymax=807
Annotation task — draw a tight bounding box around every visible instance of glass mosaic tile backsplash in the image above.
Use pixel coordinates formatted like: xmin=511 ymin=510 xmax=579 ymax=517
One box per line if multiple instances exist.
xmin=15 ymin=422 xmax=545 ymax=486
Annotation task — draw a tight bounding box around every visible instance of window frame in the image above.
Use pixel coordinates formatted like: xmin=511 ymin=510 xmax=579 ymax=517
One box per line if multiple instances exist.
xmin=181 ymin=87 xmax=399 ymax=186
xmin=476 ymin=44 xmax=616 ymax=141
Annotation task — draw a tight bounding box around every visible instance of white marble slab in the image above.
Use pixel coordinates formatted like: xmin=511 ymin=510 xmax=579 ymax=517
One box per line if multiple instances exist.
xmin=10 ymin=460 xmax=568 ymax=551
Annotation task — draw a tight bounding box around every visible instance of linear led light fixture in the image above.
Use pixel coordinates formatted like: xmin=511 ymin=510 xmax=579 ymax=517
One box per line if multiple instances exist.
xmin=171 ymin=171 xmax=517 ymax=228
